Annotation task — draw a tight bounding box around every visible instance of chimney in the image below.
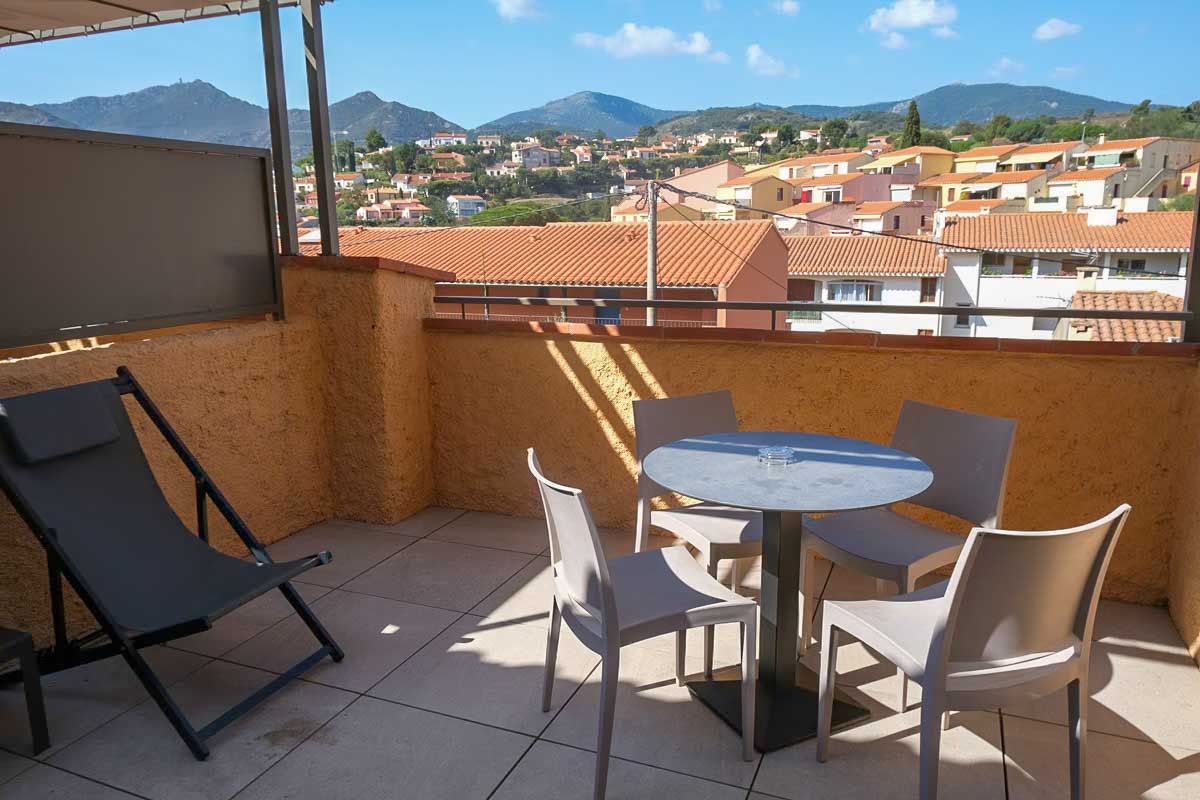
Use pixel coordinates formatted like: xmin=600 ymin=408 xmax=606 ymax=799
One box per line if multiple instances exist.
xmin=1086 ymin=206 xmax=1118 ymax=226
xmin=931 ymin=207 xmax=948 ymax=241
xmin=674 ymin=166 xmax=682 ymax=177
xmin=1096 ymin=132 xmax=1107 ymax=145
xmin=1076 ymin=264 xmax=1100 ymax=292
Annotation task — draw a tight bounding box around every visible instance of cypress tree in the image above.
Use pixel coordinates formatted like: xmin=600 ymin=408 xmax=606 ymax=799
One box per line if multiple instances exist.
xmin=901 ymin=100 xmax=922 ymax=148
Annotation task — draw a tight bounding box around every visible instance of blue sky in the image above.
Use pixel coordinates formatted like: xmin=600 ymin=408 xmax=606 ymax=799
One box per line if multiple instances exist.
xmin=0 ymin=0 xmax=1194 ymax=127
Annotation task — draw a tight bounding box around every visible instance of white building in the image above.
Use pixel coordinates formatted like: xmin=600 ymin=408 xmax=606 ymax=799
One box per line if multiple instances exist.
xmin=511 ymin=143 xmax=561 ymax=168
xmin=938 ymin=209 xmax=1192 ymax=339
xmin=475 ymin=134 xmax=503 ymax=149
xmin=446 ymin=194 xmax=487 ymax=218
xmin=431 ymin=131 xmax=467 ymax=147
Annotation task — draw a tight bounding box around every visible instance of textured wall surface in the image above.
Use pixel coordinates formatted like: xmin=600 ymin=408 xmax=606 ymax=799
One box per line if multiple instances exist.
xmin=0 ymin=317 xmax=333 ymax=642
xmin=1168 ymin=368 xmax=1200 ymax=663
xmin=427 ymin=327 xmax=1200 ymax=608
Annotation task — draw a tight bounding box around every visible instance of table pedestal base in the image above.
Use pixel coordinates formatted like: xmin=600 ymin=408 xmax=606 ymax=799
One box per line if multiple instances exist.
xmin=688 ymin=677 xmax=869 ymax=753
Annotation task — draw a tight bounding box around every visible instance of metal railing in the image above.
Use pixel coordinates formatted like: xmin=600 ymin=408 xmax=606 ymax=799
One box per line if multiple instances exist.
xmin=432 ymin=295 xmax=1193 ymax=332
xmin=429 ymin=311 xmax=712 ymax=328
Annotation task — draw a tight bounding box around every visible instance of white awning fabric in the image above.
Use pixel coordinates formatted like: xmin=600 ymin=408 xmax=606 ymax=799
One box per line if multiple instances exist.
xmin=0 ymin=1 xmax=319 ymax=47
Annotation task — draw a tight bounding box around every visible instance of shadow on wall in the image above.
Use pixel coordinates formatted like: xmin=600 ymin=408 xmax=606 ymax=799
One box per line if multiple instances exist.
xmin=426 ymin=330 xmax=1197 ymax=607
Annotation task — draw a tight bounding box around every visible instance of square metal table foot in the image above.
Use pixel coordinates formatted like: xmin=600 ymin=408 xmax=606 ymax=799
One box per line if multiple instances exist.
xmin=687 ymin=679 xmax=870 ymax=753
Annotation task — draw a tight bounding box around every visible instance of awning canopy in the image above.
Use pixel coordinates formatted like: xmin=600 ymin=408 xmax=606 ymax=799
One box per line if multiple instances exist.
xmin=1003 ymin=151 xmax=1064 ymax=166
xmin=861 ymin=152 xmax=915 ymax=170
xmin=0 ymin=1 xmax=319 ymax=47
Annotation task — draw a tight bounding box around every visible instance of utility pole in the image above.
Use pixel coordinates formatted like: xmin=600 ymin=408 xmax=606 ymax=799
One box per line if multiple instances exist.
xmin=646 ymin=180 xmax=658 ymax=326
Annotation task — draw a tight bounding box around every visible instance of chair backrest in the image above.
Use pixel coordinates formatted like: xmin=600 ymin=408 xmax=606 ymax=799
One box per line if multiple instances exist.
xmin=0 ymin=379 xmax=227 ymax=621
xmin=632 ymin=390 xmax=738 ymax=499
xmin=935 ymin=505 xmax=1130 ymax=670
xmin=891 ymin=400 xmax=1016 ymax=527
xmin=528 ymin=449 xmax=618 ymax=641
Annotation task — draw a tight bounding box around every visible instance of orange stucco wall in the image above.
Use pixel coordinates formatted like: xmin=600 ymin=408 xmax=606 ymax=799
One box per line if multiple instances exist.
xmin=426 ymin=325 xmax=1200 ymax=614
xmin=0 ymin=256 xmax=440 ymax=644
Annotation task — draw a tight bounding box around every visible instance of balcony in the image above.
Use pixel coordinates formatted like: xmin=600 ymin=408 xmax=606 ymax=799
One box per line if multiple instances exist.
xmin=3 ymin=256 xmax=1200 ymax=798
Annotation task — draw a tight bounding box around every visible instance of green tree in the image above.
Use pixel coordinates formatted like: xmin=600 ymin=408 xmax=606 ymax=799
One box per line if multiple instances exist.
xmin=594 ymin=129 xmax=607 ymax=141
xmin=900 ymin=101 xmax=922 ymax=148
xmin=1131 ymin=99 xmax=1152 ymax=117
xmin=334 ymin=138 xmax=357 ymax=171
xmin=820 ymin=118 xmax=849 ymax=149
xmin=777 ymin=124 xmax=796 ymax=148
xmin=1158 ymin=193 xmax=1197 ymax=211
xmin=919 ymin=129 xmax=951 ymax=150
xmin=364 ymin=128 xmax=387 ymax=152
xmin=982 ymin=114 xmax=1013 ymax=144
xmin=392 ymin=142 xmax=418 ymax=173
xmin=533 ymin=127 xmax=562 ymax=148
xmin=637 ymin=125 xmax=658 ymax=141
xmin=951 ymin=119 xmax=980 ymax=137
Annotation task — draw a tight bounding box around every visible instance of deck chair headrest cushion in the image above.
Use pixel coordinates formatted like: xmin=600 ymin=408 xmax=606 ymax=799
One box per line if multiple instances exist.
xmin=0 ymin=381 xmax=121 ymax=465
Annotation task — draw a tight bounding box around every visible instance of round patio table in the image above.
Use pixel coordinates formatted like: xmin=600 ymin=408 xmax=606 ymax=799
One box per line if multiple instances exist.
xmin=643 ymin=430 xmax=933 ymax=752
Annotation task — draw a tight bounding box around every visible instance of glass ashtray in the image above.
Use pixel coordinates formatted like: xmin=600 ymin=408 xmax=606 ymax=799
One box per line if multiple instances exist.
xmin=757 ymin=446 xmax=796 ymax=466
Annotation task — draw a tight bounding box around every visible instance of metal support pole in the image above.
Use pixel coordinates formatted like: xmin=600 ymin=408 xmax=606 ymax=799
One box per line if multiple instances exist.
xmin=1184 ymin=190 xmax=1200 ymax=342
xmin=259 ymin=0 xmax=297 ymax=256
xmin=646 ymin=181 xmax=658 ymax=326
xmin=301 ymin=0 xmax=339 ymax=256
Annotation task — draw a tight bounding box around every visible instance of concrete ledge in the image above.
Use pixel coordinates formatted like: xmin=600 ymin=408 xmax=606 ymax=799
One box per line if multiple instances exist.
xmin=423 ymin=317 xmax=1200 ymax=359
xmin=283 ymin=254 xmax=454 ymax=283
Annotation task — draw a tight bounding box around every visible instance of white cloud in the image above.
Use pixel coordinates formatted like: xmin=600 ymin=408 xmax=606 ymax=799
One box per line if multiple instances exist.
xmin=770 ymin=0 xmax=800 ymax=15
xmin=866 ymin=0 xmax=955 ymax=48
xmin=702 ymin=0 xmax=722 ymax=10
xmin=489 ymin=0 xmax=537 ymax=20
xmin=987 ymin=56 xmax=1025 ymax=77
xmin=868 ymin=0 xmax=957 ymax=32
xmin=574 ymin=23 xmax=727 ymax=62
xmin=1034 ymin=18 xmax=1081 ymax=41
xmin=745 ymin=43 xmax=799 ymax=78
xmin=1052 ymin=64 xmax=1083 ymax=80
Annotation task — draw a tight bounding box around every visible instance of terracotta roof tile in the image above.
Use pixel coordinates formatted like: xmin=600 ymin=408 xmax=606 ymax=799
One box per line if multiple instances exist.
xmin=299 ymin=220 xmax=781 ymax=287
xmin=786 ymin=234 xmax=944 ymax=277
xmin=1006 ymin=140 xmax=1083 ymax=156
xmin=778 ymin=202 xmax=834 ymax=216
xmin=955 ymin=144 xmax=1022 ymax=160
xmin=1047 ymin=167 xmax=1125 ymax=183
xmin=852 ymin=201 xmax=906 ymax=217
xmin=795 ymin=172 xmax=865 ymax=187
xmin=719 ymin=173 xmax=785 ymax=188
xmin=966 ymin=169 xmax=1048 ymax=185
xmin=1082 ymin=137 xmax=1161 ymax=154
xmin=917 ymin=172 xmax=980 ymax=187
xmin=1070 ymin=290 xmax=1182 ymax=342
xmin=944 ymin=199 xmax=1007 ymax=212
xmin=882 ymin=145 xmax=957 ymax=158
xmin=940 ymin=211 xmax=1193 ymax=252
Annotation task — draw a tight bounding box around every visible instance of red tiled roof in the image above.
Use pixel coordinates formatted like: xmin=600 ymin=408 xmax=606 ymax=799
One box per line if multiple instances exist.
xmin=718 ymin=173 xmax=784 ymax=188
xmin=299 ymin=220 xmax=781 ymax=287
xmin=944 ymin=199 xmax=1007 ymax=212
xmin=794 ymin=172 xmax=865 ymax=187
xmin=966 ymin=169 xmax=1048 ymax=185
xmin=1070 ymin=290 xmax=1182 ymax=342
xmin=786 ymin=233 xmax=944 ymax=277
xmin=1082 ymin=137 xmax=1161 ymax=154
xmin=852 ymin=201 xmax=906 ymax=217
xmin=940 ymin=211 xmax=1193 ymax=252
xmin=1047 ymin=167 xmax=1125 ymax=183
xmin=883 ymin=145 xmax=957 ymax=158
xmin=917 ymin=172 xmax=980 ymax=187
xmin=1006 ymin=140 xmax=1082 ymax=156
xmin=778 ymin=202 xmax=834 ymax=216
xmin=955 ymin=144 xmax=1021 ymax=160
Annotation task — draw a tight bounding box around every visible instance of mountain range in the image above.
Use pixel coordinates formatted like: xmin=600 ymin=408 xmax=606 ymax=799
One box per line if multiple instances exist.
xmin=0 ymin=80 xmax=1135 ymax=157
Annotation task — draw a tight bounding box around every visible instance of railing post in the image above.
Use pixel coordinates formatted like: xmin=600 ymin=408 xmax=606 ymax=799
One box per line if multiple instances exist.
xmin=301 ymin=0 xmax=338 ymax=256
xmin=259 ymin=0 xmax=297 ymax=256
xmin=1184 ymin=193 xmax=1200 ymax=342
xmin=646 ymin=181 xmax=658 ymax=326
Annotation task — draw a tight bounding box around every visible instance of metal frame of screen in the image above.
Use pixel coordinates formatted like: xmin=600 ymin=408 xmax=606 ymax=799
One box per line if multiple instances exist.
xmin=0 ymin=122 xmax=282 ymax=349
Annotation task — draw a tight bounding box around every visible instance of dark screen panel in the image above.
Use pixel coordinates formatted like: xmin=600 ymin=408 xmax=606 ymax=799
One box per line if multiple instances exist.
xmin=0 ymin=124 xmax=280 ymax=348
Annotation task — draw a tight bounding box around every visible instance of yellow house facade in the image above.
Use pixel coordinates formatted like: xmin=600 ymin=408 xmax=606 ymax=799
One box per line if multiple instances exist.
xmin=714 ymin=173 xmax=794 ymax=220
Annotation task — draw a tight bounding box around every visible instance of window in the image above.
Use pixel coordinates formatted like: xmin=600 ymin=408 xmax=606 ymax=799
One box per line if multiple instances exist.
xmin=892 ymin=214 xmax=901 ymax=230
xmin=827 ymin=280 xmax=883 ymax=302
xmin=920 ymin=278 xmax=938 ymax=303
xmin=824 ymin=190 xmax=842 ymax=202
xmin=947 ymin=188 xmax=956 ymax=202
xmin=954 ymin=303 xmax=972 ymax=328
xmin=776 ymin=187 xmax=785 ymax=202
xmin=1111 ymin=182 xmax=1121 ymax=198
xmin=1117 ymin=258 xmax=1147 ymax=272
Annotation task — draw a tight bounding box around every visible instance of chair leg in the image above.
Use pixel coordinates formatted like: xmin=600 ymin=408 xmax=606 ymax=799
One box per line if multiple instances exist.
xmin=635 ymin=496 xmax=650 ymax=554
xmin=17 ymin=639 xmax=49 ymax=755
xmin=1068 ymin=676 xmax=1087 ymax=800
xmin=594 ymin=652 xmax=620 ymax=800
xmin=731 ymin=559 xmax=745 ymax=658
xmin=816 ymin=625 xmax=841 ymax=762
xmin=120 ymin=645 xmax=209 ymax=760
xmin=896 ymin=572 xmax=917 ymax=713
xmin=281 ymin=582 xmax=344 ymax=662
xmin=740 ymin=615 xmax=757 ymax=761
xmin=542 ymin=600 xmax=562 ymax=712
xmin=798 ymin=542 xmax=811 ymax=656
xmin=704 ymin=558 xmax=718 ymax=679
xmin=674 ymin=630 xmax=687 ymax=686
xmin=919 ymin=692 xmax=943 ymax=800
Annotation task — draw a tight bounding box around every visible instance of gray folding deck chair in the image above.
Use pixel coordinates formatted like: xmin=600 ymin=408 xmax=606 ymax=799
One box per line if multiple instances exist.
xmin=0 ymin=367 xmax=343 ymax=760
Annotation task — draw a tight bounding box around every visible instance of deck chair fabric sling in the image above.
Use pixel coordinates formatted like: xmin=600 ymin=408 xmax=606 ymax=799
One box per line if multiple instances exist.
xmin=0 ymin=366 xmax=343 ymax=760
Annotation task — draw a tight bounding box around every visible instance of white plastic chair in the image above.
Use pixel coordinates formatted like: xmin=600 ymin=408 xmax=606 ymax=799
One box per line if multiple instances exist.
xmin=817 ymin=504 xmax=1131 ymax=800
xmin=530 ymin=449 xmax=757 ymax=800
xmin=633 ymin=390 xmax=762 ymax=679
xmin=801 ymin=400 xmax=1016 ymax=710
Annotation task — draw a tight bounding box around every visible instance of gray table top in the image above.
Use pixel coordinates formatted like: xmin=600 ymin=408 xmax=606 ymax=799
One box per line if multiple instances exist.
xmin=643 ymin=431 xmax=933 ymax=514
